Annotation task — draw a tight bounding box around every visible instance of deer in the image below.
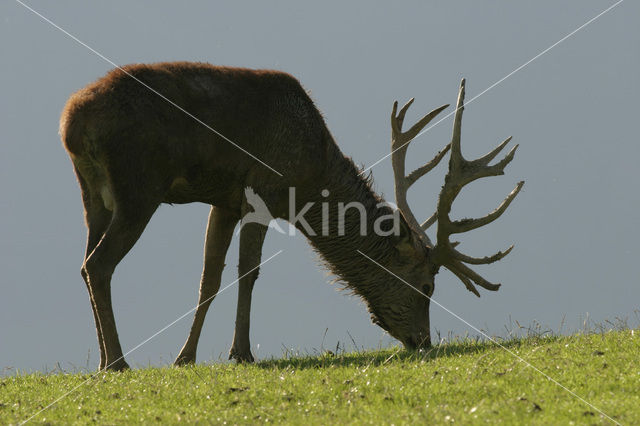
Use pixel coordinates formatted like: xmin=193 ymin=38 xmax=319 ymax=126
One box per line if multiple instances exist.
xmin=60 ymin=62 xmax=522 ymax=371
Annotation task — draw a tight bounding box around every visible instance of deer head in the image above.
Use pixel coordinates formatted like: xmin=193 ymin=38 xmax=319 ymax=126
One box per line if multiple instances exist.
xmin=379 ymin=79 xmax=523 ymax=349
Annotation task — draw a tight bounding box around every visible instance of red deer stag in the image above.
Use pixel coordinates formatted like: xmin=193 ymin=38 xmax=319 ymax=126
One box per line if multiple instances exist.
xmin=60 ymin=62 xmax=522 ymax=370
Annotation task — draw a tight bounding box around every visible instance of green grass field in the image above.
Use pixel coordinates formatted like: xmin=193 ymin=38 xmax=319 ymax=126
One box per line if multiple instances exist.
xmin=1 ymin=330 xmax=638 ymax=425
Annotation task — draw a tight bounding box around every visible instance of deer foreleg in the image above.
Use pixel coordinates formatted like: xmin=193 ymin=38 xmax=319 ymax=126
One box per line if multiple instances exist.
xmin=229 ymin=221 xmax=267 ymax=363
xmin=175 ymin=206 xmax=239 ymax=366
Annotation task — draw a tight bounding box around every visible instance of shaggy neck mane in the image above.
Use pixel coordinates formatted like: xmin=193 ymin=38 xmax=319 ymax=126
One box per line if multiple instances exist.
xmin=295 ymin=140 xmax=400 ymax=299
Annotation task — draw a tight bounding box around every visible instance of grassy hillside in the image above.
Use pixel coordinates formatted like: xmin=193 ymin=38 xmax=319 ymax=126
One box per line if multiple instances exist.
xmin=1 ymin=330 xmax=638 ymax=425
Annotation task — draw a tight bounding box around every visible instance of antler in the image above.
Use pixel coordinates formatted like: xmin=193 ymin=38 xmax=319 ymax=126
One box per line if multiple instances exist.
xmin=390 ymin=98 xmax=450 ymax=247
xmin=391 ymin=79 xmax=524 ymax=296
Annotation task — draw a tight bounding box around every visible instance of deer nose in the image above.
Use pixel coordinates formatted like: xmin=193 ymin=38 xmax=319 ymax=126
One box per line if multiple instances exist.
xmin=402 ymin=337 xmax=417 ymax=350
xmin=409 ymin=331 xmax=431 ymax=349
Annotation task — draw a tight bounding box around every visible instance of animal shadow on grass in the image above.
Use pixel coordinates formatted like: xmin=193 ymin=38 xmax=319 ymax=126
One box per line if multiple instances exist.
xmin=256 ymin=337 xmax=544 ymax=370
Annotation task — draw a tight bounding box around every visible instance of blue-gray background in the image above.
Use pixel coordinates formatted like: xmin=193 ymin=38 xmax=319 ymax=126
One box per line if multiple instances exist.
xmin=1 ymin=1 xmax=638 ymax=373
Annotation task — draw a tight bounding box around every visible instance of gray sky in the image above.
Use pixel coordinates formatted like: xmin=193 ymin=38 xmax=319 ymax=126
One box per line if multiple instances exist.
xmin=1 ymin=1 xmax=638 ymax=373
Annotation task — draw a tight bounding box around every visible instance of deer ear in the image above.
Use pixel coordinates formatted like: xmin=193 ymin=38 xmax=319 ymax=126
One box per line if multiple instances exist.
xmin=394 ymin=212 xmax=422 ymax=258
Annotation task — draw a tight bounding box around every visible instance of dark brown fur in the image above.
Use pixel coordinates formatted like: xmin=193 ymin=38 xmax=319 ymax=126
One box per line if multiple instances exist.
xmin=61 ymin=62 xmax=433 ymax=370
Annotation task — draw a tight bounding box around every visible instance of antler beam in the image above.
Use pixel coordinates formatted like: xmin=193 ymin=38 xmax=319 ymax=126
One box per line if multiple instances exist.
xmin=390 ymin=100 xmax=450 ymax=247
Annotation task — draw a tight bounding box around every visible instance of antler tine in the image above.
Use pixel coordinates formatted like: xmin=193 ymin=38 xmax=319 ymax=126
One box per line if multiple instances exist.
xmin=452 ymin=245 xmax=513 ymax=265
xmin=449 ymin=260 xmax=502 ymax=292
xmin=420 ymin=210 xmax=438 ymax=231
xmin=431 ymin=78 xmax=523 ymax=296
xmin=450 ymin=78 xmax=467 ymax=171
xmin=447 ymin=266 xmax=481 ymax=297
xmin=461 ymin=144 xmax=519 ymax=186
xmin=404 ymin=104 xmax=449 ymax=143
xmin=473 ymin=136 xmax=512 ymax=167
xmin=406 ymin=143 xmax=451 ymax=187
xmin=391 ymin=101 xmax=449 ymax=150
xmin=450 ymin=181 xmax=524 ymax=234
xmin=395 ymin=98 xmax=415 ymax=132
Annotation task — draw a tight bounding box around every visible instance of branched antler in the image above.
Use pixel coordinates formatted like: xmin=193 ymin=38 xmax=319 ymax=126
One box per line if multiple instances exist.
xmin=390 ymin=79 xmax=523 ymax=296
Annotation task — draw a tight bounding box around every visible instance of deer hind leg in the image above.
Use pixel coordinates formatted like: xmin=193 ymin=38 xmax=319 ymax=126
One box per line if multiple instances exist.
xmin=81 ymin=184 xmax=161 ymax=371
xmin=229 ymin=221 xmax=268 ymax=363
xmin=175 ymin=206 xmax=239 ymax=366
xmin=77 ymin=170 xmax=113 ymax=371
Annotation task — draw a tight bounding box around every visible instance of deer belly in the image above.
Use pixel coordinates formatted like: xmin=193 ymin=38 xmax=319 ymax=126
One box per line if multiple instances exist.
xmin=162 ymin=176 xmax=234 ymax=205
xmin=164 ymin=177 xmax=194 ymax=204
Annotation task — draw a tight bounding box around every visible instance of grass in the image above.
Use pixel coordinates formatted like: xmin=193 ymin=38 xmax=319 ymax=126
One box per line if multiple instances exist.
xmin=1 ymin=329 xmax=639 ymax=425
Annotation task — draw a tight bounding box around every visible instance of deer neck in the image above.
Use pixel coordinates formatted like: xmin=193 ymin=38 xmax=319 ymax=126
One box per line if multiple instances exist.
xmin=290 ymin=151 xmax=398 ymax=297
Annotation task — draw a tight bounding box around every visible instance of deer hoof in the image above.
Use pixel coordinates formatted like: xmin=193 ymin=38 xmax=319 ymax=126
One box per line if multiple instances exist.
xmin=103 ymin=359 xmax=130 ymax=372
xmin=229 ymin=348 xmax=255 ymax=363
xmin=174 ymin=354 xmax=196 ymax=366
